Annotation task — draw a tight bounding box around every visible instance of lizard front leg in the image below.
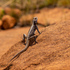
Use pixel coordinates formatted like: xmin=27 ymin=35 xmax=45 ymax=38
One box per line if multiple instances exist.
xmin=36 ymin=26 xmax=41 ymax=34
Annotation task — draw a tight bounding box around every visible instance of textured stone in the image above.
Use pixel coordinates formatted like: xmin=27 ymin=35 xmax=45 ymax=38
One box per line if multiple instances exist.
xmin=2 ymin=15 xmax=16 ymax=29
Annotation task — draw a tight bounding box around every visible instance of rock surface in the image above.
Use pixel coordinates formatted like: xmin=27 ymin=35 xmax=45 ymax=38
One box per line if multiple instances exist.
xmin=19 ymin=14 xmax=33 ymax=26
xmin=0 ymin=8 xmax=70 ymax=70
xmin=0 ymin=20 xmax=2 ymax=28
xmin=4 ymin=7 xmax=21 ymax=16
xmin=2 ymin=15 xmax=16 ymax=29
xmin=4 ymin=7 xmax=12 ymax=15
xmin=13 ymin=8 xmax=22 ymax=17
xmin=0 ymin=21 xmax=70 ymax=70
xmin=0 ymin=26 xmax=44 ymax=58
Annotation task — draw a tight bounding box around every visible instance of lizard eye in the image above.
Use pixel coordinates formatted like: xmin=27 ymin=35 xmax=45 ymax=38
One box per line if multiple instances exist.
xmin=33 ymin=17 xmax=38 ymax=20
xmin=33 ymin=17 xmax=38 ymax=22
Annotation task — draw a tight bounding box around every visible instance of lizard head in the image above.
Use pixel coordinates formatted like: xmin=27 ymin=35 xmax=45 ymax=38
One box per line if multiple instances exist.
xmin=33 ymin=17 xmax=38 ymax=25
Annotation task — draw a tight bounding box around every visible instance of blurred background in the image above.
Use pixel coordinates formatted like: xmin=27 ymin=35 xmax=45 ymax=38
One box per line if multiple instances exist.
xmin=0 ymin=0 xmax=70 ymax=30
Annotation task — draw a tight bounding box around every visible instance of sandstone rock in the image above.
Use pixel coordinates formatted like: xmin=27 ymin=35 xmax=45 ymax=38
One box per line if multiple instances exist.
xmin=19 ymin=14 xmax=33 ymax=26
xmin=34 ymin=13 xmax=50 ymax=26
xmin=4 ymin=7 xmax=21 ymax=18
xmin=13 ymin=8 xmax=22 ymax=17
xmin=4 ymin=7 xmax=12 ymax=15
xmin=0 ymin=21 xmax=70 ymax=70
xmin=0 ymin=20 xmax=2 ymax=29
xmin=2 ymin=15 xmax=16 ymax=29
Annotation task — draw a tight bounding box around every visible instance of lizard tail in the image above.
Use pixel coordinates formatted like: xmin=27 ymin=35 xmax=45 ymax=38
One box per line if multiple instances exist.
xmin=10 ymin=40 xmax=29 ymax=61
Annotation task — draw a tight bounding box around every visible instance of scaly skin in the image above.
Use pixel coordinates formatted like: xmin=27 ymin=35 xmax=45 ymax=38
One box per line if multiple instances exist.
xmin=10 ymin=17 xmax=41 ymax=61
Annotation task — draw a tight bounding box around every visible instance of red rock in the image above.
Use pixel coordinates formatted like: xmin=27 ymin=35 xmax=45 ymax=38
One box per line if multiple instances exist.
xmin=2 ymin=15 xmax=16 ymax=29
xmin=0 ymin=20 xmax=2 ymax=29
xmin=13 ymin=8 xmax=22 ymax=17
xmin=4 ymin=7 xmax=21 ymax=17
xmin=19 ymin=14 xmax=33 ymax=26
xmin=4 ymin=7 xmax=12 ymax=15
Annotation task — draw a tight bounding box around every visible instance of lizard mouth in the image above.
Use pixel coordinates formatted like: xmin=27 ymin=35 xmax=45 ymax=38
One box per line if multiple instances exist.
xmin=34 ymin=21 xmax=37 ymax=24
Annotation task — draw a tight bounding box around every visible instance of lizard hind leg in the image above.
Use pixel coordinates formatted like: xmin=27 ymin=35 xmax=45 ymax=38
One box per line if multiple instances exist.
xmin=34 ymin=35 xmax=38 ymax=44
xmin=29 ymin=35 xmax=38 ymax=45
xmin=22 ymin=34 xmax=27 ymax=44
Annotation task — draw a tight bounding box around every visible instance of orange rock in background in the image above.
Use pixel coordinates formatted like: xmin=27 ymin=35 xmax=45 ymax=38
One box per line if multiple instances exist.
xmin=19 ymin=14 xmax=33 ymax=26
xmin=2 ymin=15 xmax=16 ymax=29
xmin=4 ymin=7 xmax=12 ymax=15
xmin=4 ymin=7 xmax=21 ymax=17
xmin=13 ymin=8 xmax=22 ymax=17
xmin=0 ymin=20 xmax=2 ymax=29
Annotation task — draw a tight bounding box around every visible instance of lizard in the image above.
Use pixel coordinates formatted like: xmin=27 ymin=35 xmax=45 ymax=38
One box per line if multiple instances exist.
xmin=10 ymin=17 xmax=41 ymax=61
